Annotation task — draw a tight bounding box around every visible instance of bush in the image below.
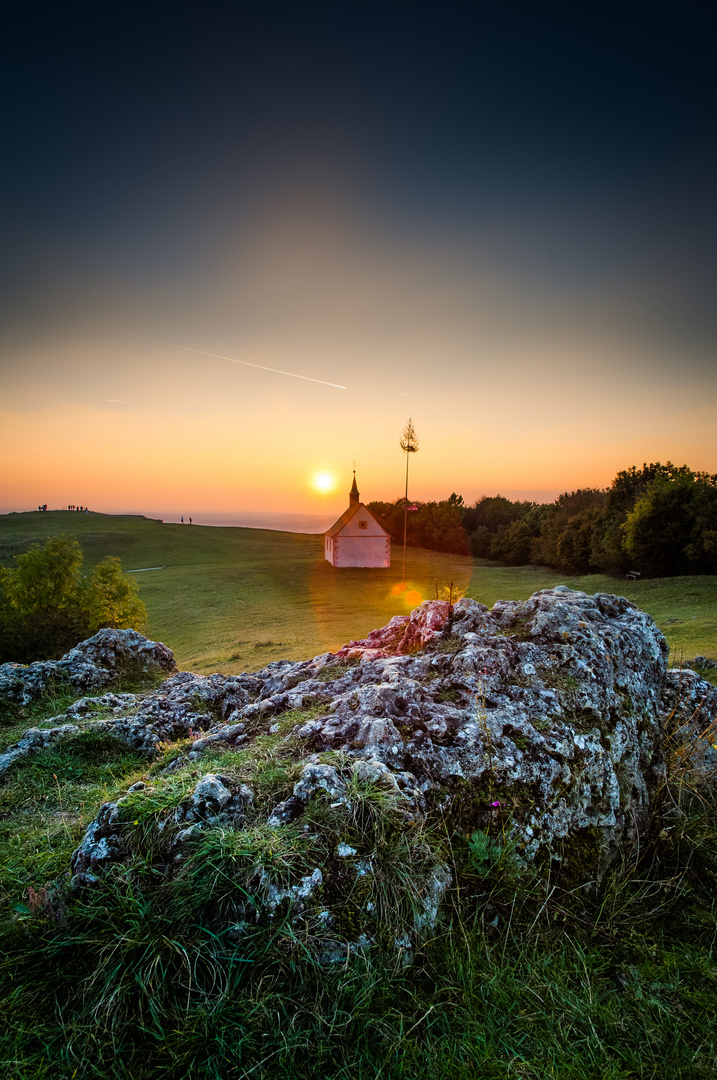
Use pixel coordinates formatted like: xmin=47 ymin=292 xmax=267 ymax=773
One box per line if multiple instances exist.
xmin=0 ymin=536 xmax=147 ymax=663
xmin=623 ymin=476 xmax=717 ymax=576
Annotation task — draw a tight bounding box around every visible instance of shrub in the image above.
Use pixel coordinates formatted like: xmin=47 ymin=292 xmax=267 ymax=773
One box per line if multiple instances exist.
xmin=624 ymin=476 xmax=717 ymax=576
xmin=0 ymin=535 xmax=147 ymax=663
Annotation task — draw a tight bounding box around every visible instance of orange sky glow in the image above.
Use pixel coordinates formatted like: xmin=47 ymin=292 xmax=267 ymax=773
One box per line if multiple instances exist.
xmin=2 ymin=199 xmax=715 ymax=522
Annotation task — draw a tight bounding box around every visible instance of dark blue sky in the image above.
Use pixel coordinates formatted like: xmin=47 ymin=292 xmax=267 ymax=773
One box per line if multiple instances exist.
xmin=4 ymin=0 xmax=715 ymax=320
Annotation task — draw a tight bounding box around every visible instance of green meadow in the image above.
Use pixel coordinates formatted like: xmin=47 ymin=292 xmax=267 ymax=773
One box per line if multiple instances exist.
xmin=0 ymin=511 xmax=716 ymax=1078
xmin=0 ymin=510 xmax=714 ymax=672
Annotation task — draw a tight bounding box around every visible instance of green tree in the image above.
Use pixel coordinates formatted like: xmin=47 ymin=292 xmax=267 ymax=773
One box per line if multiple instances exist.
xmin=554 ymin=505 xmax=605 ymax=573
xmin=590 ymin=462 xmax=716 ymax=575
xmin=488 ymin=504 xmax=551 ymax=566
xmin=82 ymin=556 xmax=147 ymax=636
xmin=532 ymin=488 xmax=607 ymax=572
xmin=0 ymin=536 xmax=147 ymax=664
xmin=489 ymin=518 xmax=536 ymax=565
xmin=463 ymin=495 xmax=537 ymax=558
xmin=368 ymin=497 xmax=470 ymax=556
xmin=463 ymin=495 xmax=535 ymax=534
xmin=623 ymin=477 xmax=717 ymax=576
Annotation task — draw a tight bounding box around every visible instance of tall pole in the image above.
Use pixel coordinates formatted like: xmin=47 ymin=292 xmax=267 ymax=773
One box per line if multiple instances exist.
xmin=402 ymin=448 xmax=410 ymax=586
xmin=399 ymin=418 xmax=419 ymax=589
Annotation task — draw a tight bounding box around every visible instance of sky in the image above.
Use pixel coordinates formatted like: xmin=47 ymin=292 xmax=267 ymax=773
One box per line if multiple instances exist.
xmin=1 ymin=0 xmax=716 ymax=523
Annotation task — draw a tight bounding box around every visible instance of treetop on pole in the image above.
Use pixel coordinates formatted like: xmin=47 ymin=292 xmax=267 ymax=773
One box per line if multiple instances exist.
xmin=400 ymin=418 xmax=419 ymax=455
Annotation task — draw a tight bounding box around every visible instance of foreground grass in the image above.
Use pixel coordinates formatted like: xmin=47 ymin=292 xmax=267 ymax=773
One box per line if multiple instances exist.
xmin=1 ymin=512 xmax=715 ymax=674
xmin=0 ymin=516 xmax=714 ymax=1077
xmin=4 ymin=905 xmax=716 ymax=1079
xmin=0 ymin=688 xmax=716 ymax=1079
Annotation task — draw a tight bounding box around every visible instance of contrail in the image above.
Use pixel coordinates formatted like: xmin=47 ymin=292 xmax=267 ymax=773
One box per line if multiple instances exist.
xmin=132 ymin=336 xmax=347 ymax=390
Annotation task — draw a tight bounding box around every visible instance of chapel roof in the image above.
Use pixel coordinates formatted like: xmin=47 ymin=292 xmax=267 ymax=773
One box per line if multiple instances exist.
xmin=325 ymin=472 xmax=389 ymax=537
xmin=325 ymin=502 xmax=362 ymax=537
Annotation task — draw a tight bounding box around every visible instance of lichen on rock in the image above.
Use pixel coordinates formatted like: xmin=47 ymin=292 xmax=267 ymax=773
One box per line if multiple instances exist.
xmin=0 ymin=627 xmax=177 ymax=707
xmin=3 ymin=588 xmax=716 ymax=962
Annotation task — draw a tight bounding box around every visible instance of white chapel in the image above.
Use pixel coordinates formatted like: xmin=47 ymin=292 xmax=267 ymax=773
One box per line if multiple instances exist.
xmin=324 ymin=473 xmax=391 ymax=568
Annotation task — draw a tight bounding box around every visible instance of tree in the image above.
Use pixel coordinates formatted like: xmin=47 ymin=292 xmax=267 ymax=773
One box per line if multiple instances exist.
xmin=489 ymin=518 xmax=537 ymax=565
xmin=0 ymin=536 xmax=147 ymax=663
xmin=623 ymin=477 xmax=717 ymax=576
xmin=463 ymin=495 xmax=535 ymax=535
xmin=532 ymin=488 xmax=607 ymax=572
xmin=590 ymin=463 xmax=717 ymax=575
xmin=399 ymin=418 xmax=419 ymax=584
xmin=367 ymin=496 xmax=470 ymax=556
xmin=488 ymin=504 xmax=551 ymax=566
xmin=82 ymin=556 xmax=147 ymax=635
xmin=554 ymin=505 xmax=605 ymax=573
xmin=369 ymin=460 xmax=717 ymax=577
xmin=463 ymin=495 xmax=537 ymax=558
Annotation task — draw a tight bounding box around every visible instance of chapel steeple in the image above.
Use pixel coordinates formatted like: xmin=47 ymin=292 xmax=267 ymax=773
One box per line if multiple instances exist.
xmin=349 ymin=470 xmax=360 ymax=507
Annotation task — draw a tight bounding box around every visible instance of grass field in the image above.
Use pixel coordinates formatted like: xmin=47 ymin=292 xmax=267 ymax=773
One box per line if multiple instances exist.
xmin=1 ymin=511 xmax=716 ymax=1078
xmin=1 ymin=510 xmax=715 ymax=672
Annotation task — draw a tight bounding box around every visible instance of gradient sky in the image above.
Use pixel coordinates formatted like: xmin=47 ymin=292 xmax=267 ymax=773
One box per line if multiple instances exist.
xmin=2 ymin=0 xmax=716 ymax=520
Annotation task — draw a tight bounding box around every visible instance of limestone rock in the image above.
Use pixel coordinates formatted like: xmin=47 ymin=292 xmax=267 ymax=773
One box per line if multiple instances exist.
xmin=0 ymin=628 xmax=177 ymax=707
xmin=34 ymin=587 xmax=716 ymax=956
xmin=661 ymin=668 xmax=717 ymax=783
xmin=268 ymin=762 xmax=347 ymax=825
xmin=175 ymin=775 xmax=254 ymax=830
xmin=0 ymin=724 xmax=81 ymax=777
xmin=334 ymin=600 xmax=452 ymax=659
xmin=69 ymin=670 xmax=263 ymax=758
xmin=70 ymin=800 xmax=129 ymax=884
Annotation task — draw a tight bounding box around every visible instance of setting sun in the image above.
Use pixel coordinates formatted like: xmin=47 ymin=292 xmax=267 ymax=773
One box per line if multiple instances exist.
xmin=312 ymin=472 xmax=335 ymax=494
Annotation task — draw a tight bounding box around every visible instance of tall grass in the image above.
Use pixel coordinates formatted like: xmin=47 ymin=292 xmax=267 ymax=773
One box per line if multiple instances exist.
xmin=1 ymin=684 xmax=716 ymax=1079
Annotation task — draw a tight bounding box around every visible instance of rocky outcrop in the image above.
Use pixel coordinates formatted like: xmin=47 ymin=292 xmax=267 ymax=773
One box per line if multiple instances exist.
xmin=0 ymin=724 xmax=81 ymax=777
xmin=232 ymin=587 xmax=673 ymax=874
xmin=661 ymin=668 xmax=717 ymax=783
xmin=334 ymin=599 xmax=452 ymax=659
xmin=3 ymin=589 xmax=716 ymax=960
xmin=0 ymin=628 xmax=177 ymax=706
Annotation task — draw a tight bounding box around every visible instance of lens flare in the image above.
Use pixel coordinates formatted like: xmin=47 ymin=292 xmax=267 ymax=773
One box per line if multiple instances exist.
xmin=389 ymin=582 xmax=423 ymax=606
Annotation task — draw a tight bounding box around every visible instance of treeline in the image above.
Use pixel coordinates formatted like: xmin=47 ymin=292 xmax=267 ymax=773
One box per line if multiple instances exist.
xmin=367 ymin=494 xmax=471 ymax=556
xmin=368 ymin=462 xmax=717 ymax=577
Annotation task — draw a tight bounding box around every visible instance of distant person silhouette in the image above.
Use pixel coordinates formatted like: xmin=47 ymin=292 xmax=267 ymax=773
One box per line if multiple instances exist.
xmin=181 ymin=516 xmax=184 ymax=524
xmin=189 ymin=517 xmax=192 ymax=524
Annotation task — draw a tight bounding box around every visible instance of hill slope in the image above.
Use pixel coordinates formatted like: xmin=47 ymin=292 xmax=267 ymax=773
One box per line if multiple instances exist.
xmin=0 ymin=511 xmax=714 ymax=672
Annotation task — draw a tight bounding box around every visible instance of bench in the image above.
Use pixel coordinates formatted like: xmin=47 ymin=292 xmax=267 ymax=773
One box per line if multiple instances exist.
xmin=625 ymin=570 xmax=641 ymax=581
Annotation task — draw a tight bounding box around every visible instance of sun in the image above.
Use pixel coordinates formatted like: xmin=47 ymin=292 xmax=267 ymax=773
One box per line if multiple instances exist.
xmin=312 ymin=472 xmax=335 ymax=494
